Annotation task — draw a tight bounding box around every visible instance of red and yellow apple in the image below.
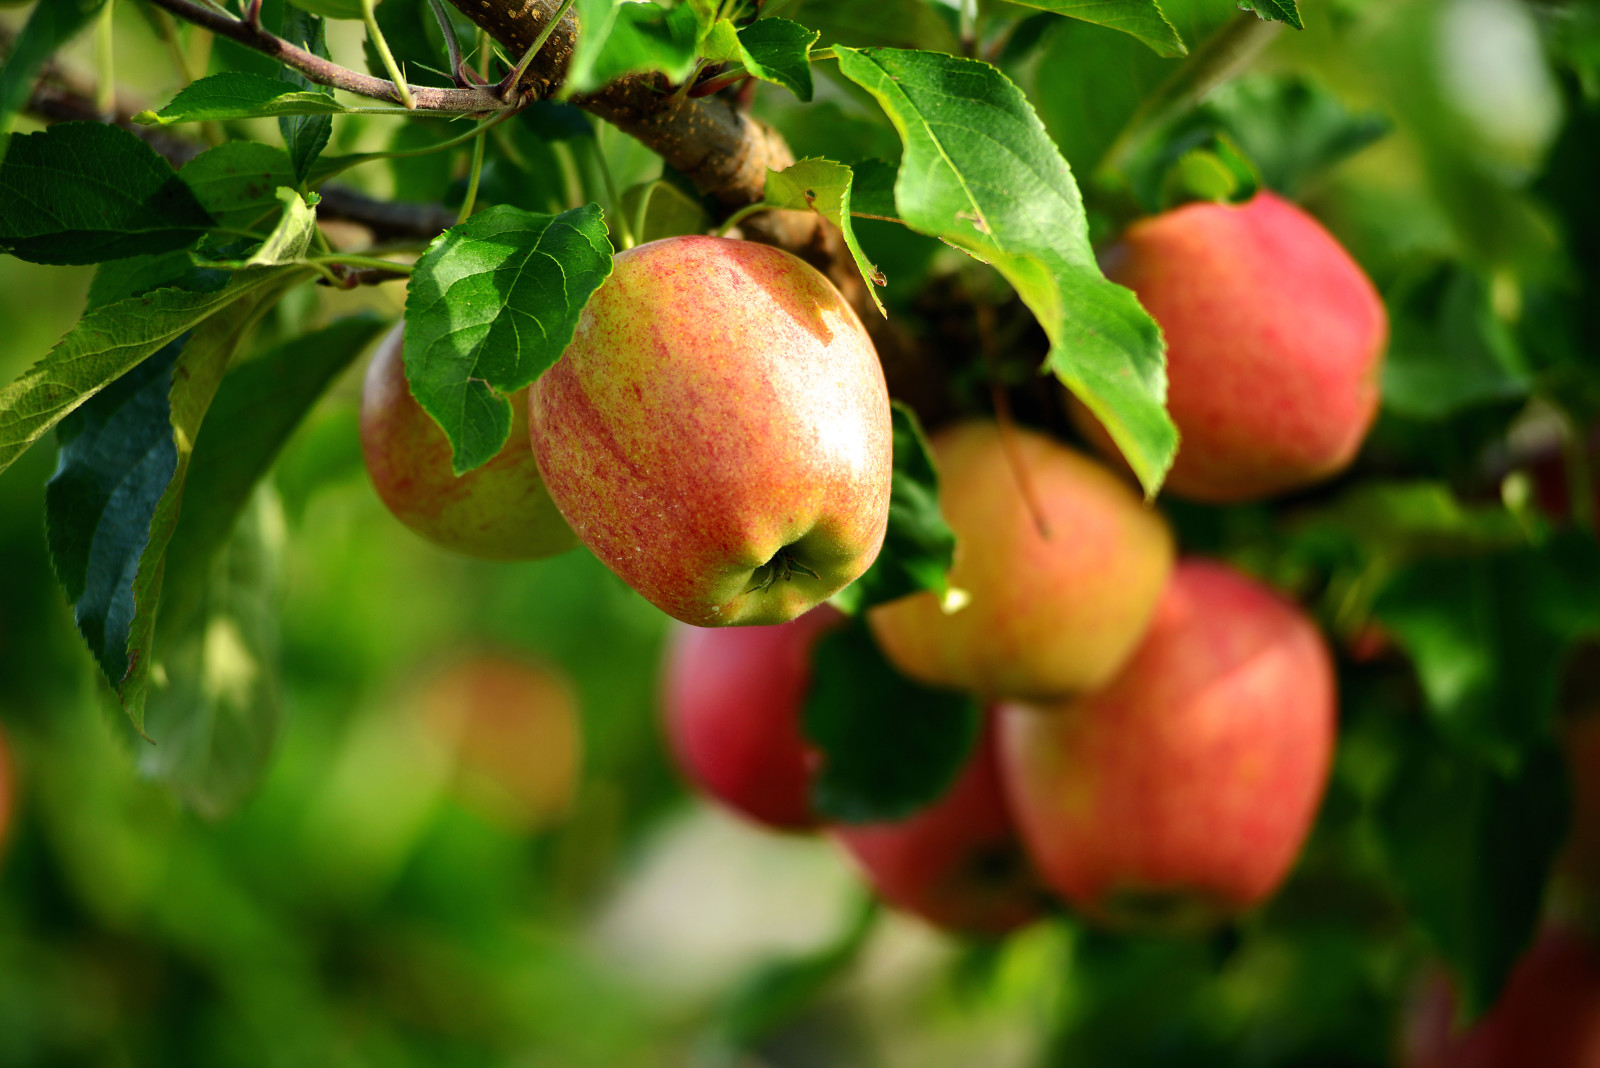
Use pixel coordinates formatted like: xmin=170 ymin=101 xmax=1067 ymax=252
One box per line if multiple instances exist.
xmin=1074 ymin=191 xmax=1388 ymax=502
xmin=999 ymin=559 xmax=1337 ymax=926
xmin=530 ymin=235 xmax=893 ymax=627
xmin=832 ymin=716 xmax=1048 ymax=935
xmin=361 ymin=324 xmax=577 ymax=560
xmin=419 ymin=654 xmax=582 ymax=832
xmin=1402 ymin=927 xmax=1600 ymax=1068
xmin=660 ymin=606 xmax=844 ymax=832
xmin=867 ymin=421 xmax=1173 ymax=700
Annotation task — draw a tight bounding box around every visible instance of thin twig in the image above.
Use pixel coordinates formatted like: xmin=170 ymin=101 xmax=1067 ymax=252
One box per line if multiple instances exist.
xmin=362 ymin=0 xmax=415 ymax=109
xmin=425 ymin=0 xmax=469 ymax=87
xmin=142 ymin=0 xmax=506 ymax=112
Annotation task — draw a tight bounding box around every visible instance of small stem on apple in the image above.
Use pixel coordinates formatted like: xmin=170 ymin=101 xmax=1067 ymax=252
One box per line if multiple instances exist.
xmin=716 ymin=202 xmax=768 ymax=237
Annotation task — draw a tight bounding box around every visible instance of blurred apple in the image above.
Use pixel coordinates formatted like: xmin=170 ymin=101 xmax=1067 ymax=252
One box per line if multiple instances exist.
xmin=832 ymin=716 xmax=1049 ymax=935
xmin=1402 ymin=926 xmax=1600 ymax=1068
xmin=1073 ymin=192 xmax=1387 ymax=502
xmin=999 ymin=559 xmax=1337 ymax=926
xmin=361 ymin=323 xmax=577 ymax=560
xmin=530 ymin=235 xmax=893 ymax=627
xmin=868 ymin=420 xmax=1173 ymax=700
xmin=660 ymin=606 xmax=845 ymax=832
xmin=419 ymin=654 xmax=582 ymax=833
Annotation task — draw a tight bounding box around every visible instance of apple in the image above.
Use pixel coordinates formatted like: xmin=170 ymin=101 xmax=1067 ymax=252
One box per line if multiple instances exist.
xmin=529 ymin=235 xmax=893 ymax=627
xmin=1073 ymin=191 xmax=1388 ymax=502
xmin=361 ymin=323 xmax=577 ymax=560
xmin=867 ymin=420 xmax=1174 ymax=700
xmin=419 ymin=653 xmax=582 ymax=832
xmin=660 ymin=606 xmax=844 ymax=832
xmin=832 ymin=715 xmax=1049 ymax=935
xmin=998 ymin=559 xmax=1337 ymax=926
xmin=1402 ymin=927 xmax=1600 ymax=1068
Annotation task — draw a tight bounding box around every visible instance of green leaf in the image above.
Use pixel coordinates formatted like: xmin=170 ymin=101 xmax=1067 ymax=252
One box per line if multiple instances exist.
xmin=1375 ymin=733 xmax=1568 ymax=1017
xmin=45 ymin=340 xmax=183 ymax=685
xmin=135 ymin=72 xmax=350 ymax=126
xmin=158 ymin=315 xmax=390 ymax=638
xmin=45 ymin=277 xmax=298 ymax=729
xmin=0 ymin=123 xmax=215 ymax=265
xmin=180 ymin=142 xmax=298 ymax=233
xmin=287 ymin=0 xmax=364 ymax=19
xmin=244 ymin=189 xmax=320 ymax=266
xmin=1121 ymin=120 xmax=1260 ymax=212
xmin=1373 ymin=534 xmax=1600 ymax=768
xmin=803 ymin=619 xmax=980 ymax=824
xmin=831 ymin=403 xmax=956 ymax=614
xmin=737 ymin=18 xmax=820 ymax=101
xmin=1382 ymin=266 xmax=1531 ymax=421
xmin=763 ymin=158 xmax=885 ymax=316
xmin=564 ymin=0 xmax=700 ymax=95
xmin=139 ymin=484 xmax=287 ymax=819
xmin=0 ymin=266 xmax=306 ymax=478
xmin=621 ymin=179 xmax=709 ymax=244
xmin=279 ymin=6 xmax=336 ymax=183
xmin=0 ymin=0 xmax=104 ymax=135
xmin=85 ymin=248 xmax=231 ymax=313
xmin=790 ymin=0 xmax=961 ymax=52
xmin=834 ymin=47 xmax=1175 ymax=495
xmin=1235 ymin=0 xmax=1302 ymax=29
xmin=1006 ymin=0 xmax=1187 ymax=57
xmin=1199 ymin=74 xmax=1391 ymax=197
xmin=403 ymin=203 xmax=613 ymax=473
xmin=848 ymin=158 xmax=899 ymax=219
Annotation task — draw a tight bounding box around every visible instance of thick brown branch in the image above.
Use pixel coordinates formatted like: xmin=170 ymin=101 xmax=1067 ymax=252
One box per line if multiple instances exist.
xmin=143 ymin=0 xmax=506 ymax=112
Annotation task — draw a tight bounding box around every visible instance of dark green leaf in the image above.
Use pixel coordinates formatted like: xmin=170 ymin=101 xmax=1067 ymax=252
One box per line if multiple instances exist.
xmin=0 ymin=0 xmax=104 ymax=134
xmin=834 ymin=47 xmax=1175 ymax=494
xmin=85 ymin=248 xmax=231 ymax=313
xmin=45 ymin=340 xmax=183 ymax=684
xmin=1235 ymin=0 xmax=1302 ymax=29
xmin=803 ymin=619 xmax=980 ymax=823
xmin=763 ymin=158 xmax=884 ymax=315
xmin=1374 ymin=533 xmax=1600 ymax=766
xmin=180 ymin=142 xmax=298 ymax=233
xmin=279 ymin=6 xmax=336 ymax=183
xmin=135 ymin=72 xmax=350 ymax=126
xmin=1375 ymin=734 xmax=1568 ymax=1016
xmin=848 ymin=158 xmax=899 ymax=219
xmin=0 ymin=266 xmax=307 ymax=476
xmin=403 ymin=203 xmax=613 ymax=473
xmin=0 ymin=123 xmax=214 ymax=265
xmin=737 ymin=18 xmax=820 ymax=101
xmin=1006 ymin=0 xmax=1186 ymax=57
xmin=1382 ymin=266 xmax=1531 ymax=421
xmin=831 ymin=403 xmax=955 ymax=614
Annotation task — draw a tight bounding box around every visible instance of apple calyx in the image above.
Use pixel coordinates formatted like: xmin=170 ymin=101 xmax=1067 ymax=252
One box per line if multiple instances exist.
xmin=748 ymin=547 xmax=822 ymax=594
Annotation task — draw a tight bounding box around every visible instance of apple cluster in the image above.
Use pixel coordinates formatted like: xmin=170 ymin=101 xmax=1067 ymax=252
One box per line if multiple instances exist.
xmin=652 ymin=191 xmax=1380 ymax=937
xmin=357 ymin=195 xmax=1382 ymax=933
